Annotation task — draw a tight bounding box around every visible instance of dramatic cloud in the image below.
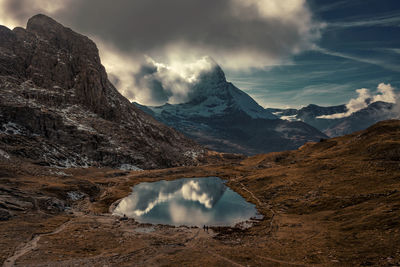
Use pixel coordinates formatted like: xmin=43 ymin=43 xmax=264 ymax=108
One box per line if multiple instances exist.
xmin=0 ymin=0 xmax=322 ymax=105
xmin=0 ymin=0 xmax=68 ymax=28
xmin=56 ymin=0 xmax=320 ymax=68
xmin=132 ymin=56 xmax=216 ymax=105
xmin=318 ymin=83 xmax=398 ymax=119
xmin=0 ymin=0 xmax=321 ymax=68
xmin=95 ymin=44 xmax=218 ymax=105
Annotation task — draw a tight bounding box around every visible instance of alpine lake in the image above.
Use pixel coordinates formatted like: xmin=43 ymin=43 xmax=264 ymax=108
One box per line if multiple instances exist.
xmin=113 ymin=177 xmax=260 ymax=227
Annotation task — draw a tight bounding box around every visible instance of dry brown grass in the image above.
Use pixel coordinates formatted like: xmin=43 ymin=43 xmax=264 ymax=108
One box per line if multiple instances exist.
xmin=1 ymin=120 xmax=400 ymax=266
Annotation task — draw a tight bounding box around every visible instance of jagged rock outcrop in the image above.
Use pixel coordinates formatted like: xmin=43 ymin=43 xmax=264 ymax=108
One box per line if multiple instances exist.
xmin=0 ymin=14 xmax=204 ymax=169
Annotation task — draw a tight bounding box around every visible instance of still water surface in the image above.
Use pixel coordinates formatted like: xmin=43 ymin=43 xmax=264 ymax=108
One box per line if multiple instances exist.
xmin=113 ymin=177 xmax=258 ymax=227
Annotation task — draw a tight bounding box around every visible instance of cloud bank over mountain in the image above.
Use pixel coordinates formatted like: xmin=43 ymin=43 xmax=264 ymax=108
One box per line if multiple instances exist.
xmin=131 ymin=57 xmax=217 ymax=106
xmin=0 ymin=0 xmax=322 ymax=105
xmin=318 ymin=83 xmax=398 ymax=119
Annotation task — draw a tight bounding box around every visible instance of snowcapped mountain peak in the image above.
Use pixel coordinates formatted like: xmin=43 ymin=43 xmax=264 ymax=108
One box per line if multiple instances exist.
xmin=174 ymin=62 xmax=276 ymax=120
xmin=188 ymin=61 xmax=227 ymax=99
xmin=134 ymin=61 xmax=327 ymax=155
xmin=197 ymin=62 xmax=226 ymax=84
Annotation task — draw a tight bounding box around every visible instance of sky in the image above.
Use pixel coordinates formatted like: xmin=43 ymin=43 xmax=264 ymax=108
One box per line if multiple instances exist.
xmin=229 ymin=0 xmax=400 ymax=108
xmin=0 ymin=0 xmax=399 ymax=108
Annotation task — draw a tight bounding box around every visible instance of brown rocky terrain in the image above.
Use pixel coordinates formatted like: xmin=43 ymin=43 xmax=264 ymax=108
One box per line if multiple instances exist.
xmin=0 ymin=14 xmax=205 ymax=170
xmin=0 ymin=119 xmax=399 ymax=266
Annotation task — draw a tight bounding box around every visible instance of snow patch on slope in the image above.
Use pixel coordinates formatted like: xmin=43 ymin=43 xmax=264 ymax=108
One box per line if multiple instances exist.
xmin=280 ymin=115 xmax=300 ymax=121
xmin=0 ymin=122 xmax=28 ymax=135
xmin=120 ymin=164 xmax=143 ymax=171
xmin=0 ymin=149 xmax=10 ymax=159
xmin=184 ymin=150 xmax=202 ymax=160
xmin=228 ymin=85 xmax=276 ymax=119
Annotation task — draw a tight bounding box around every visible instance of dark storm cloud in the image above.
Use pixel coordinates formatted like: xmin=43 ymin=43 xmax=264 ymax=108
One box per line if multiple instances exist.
xmin=3 ymin=0 xmax=33 ymax=22
xmin=52 ymin=0 xmax=321 ymax=68
xmin=1 ymin=0 xmax=321 ymax=65
xmin=134 ymin=63 xmax=172 ymax=105
xmin=0 ymin=0 xmax=66 ymax=28
xmin=0 ymin=0 xmax=322 ymax=105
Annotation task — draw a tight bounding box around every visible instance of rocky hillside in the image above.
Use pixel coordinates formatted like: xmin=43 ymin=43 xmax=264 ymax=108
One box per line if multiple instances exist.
xmin=136 ymin=63 xmax=327 ymax=155
xmin=0 ymin=120 xmax=399 ymax=266
xmin=0 ymin=14 xmax=205 ymax=169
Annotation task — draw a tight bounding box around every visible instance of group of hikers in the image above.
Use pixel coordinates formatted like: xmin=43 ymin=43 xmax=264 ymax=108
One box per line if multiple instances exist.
xmin=121 ymin=214 xmax=211 ymax=232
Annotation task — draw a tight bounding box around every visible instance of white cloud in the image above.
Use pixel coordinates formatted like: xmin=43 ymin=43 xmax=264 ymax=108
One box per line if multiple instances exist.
xmin=327 ymin=12 xmax=400 ymax=28
xmin=97 ymin=42 xmax=216 ymax=105
xmin=232 ymin=0 xmax=314 ymax=32
xmin=133 ymin=56 xmax=216 ymax=105
xmin=314 ymin=47 xmax=400 ymax=73
xmin=373 ymin=83 xmax=396 ymax=103
xmin=318 ymin=83 xmax=398 ymax=119
xmin=96 ymin=39 xmax=140 ymax=100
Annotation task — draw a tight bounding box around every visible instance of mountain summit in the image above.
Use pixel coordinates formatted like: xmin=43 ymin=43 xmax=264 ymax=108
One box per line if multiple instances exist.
xmin=0 ymin=14 xmax=205 ymax=169
xmin=136 ymin=63 xmax=327 ymax=155
xmin=182 ymin=62 xmax=277 ymax=120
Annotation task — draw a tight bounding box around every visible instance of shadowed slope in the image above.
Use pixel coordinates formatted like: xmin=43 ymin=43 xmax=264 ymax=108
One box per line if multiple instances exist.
xmin=0 ymin=14 xmax=204 ymax=169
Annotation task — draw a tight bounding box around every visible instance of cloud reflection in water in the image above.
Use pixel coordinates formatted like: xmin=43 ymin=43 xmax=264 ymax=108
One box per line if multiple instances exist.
xmin=113 ymin=177 xmax=257 ymax=226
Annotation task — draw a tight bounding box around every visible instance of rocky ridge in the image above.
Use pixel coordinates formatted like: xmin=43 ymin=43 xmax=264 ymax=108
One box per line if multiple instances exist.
xmin=0 ymin=14 xmax=205 ymax=169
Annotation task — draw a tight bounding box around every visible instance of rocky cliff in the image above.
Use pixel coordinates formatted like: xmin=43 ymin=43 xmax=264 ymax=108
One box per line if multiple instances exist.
xmin=0 ymin=14 xmax=204 ymax=169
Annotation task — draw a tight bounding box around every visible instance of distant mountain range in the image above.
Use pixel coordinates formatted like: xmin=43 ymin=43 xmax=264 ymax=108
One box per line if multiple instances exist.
xmin=7 ymin=15 xmax=392 ymax=161
xmin=135 ymin=63 xmax=327 ymax=155
xmin=135 ymin=60 xmax=399 ymax=153
xmin=269 ymin=101 xmax=398 ymax=137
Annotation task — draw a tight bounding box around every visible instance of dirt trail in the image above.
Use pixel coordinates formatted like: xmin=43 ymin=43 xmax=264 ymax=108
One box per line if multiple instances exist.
xmin=208 ymin=251 xmax=245 ymax=267
xmin=256 ymin=255 xmax=323 ymax=267
xmin=177 ymin=228 xmax=247 ymax=267
xmin=239 ymin=182 xmax=262 ymax=206
xmin=3 ymin=219 xmax=72 ymax=267
xmin=237 ymin=182 xmax=321 ymax=267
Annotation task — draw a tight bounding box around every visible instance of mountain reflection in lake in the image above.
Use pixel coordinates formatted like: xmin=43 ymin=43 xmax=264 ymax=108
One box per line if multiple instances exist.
xmin=113 ymin=177 xmax=258 ymax=227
